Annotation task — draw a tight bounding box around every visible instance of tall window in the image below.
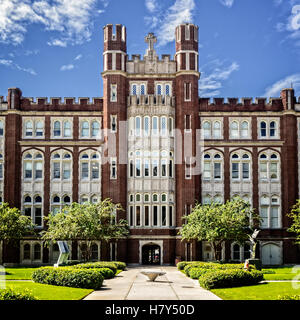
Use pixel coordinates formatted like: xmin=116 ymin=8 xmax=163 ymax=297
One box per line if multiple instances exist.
xmin=110 ymin=158 xmax=117 ymax=179
xmin=184 ymin=82 xmax=191 ymax=101
xmin=25 ymin=121 xmax=33 ymax=137
xmin=259 ymin=152 xmax=279 ymax=181
xmin=213 ymin=121 xmax=221 ymax=138
xmin=185 ymin=115 xmax=191 ymax=131
xmin=110 ymin=116 xmax=117 ymax=133
xmin=203 ymin=153 xmax=223 ymax=181
xmin=24 ymin=152 xmax=43 ymax=180
xmin=54 ymin=121 xmax=61 ymax=137
xmin=241 ymin=121 xmax=249 ymax=138
xmin=259 ymin=120 xmax=279 ymax=139
xmin=144 ymin=117 xmax=150 ymax=136
xmin=203 ymin=121 xmax=211 ymax=139
xmin=111 ymin=84 xmax=117 ymax=102
xmin=260 ymin=195 xmax=280 ymax=229
xmin=63 ymin=121 xmax=71 ymax=137
xmin=0 ymin=120 xmax=3 ymax=136
xmin=35 ymin=121 xmax=44 ymax=137
xmin=81 ymin=121 xmax=89 ymax=137
xmin=231 ymin=152 xmax=251 ymax=181
xmin=23 ymin=195 xmax=43 ymax=227
xmin=230 ymin=121 xmax=239 ymax=138
xmin=0 ymin=154 xmax=3 ymax=180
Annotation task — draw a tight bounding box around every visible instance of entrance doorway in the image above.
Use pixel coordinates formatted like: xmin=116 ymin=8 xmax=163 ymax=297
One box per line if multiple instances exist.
xmin=142 ymin=244 xmax=161 ymax=265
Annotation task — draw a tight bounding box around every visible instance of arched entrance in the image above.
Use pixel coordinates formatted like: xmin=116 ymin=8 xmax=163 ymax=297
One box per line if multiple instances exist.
xmin=142 ymin=244 xmax=161 ymax=265
xmin=261 ymin=243 xmax=281 ymax=265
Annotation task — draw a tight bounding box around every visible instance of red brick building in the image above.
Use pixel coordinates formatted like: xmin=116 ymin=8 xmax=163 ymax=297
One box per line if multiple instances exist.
xmin=0 ymin=23 xmax=299 ymax=266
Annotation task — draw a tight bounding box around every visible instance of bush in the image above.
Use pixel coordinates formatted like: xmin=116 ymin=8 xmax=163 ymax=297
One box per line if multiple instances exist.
xmin=111 ymin=261 xmax=126 ymax=270
xmin=177 ymin=261 xmax=203 ymax=270
xmin=262 ymin=269 xmax=276 ymax=274
xmin=60 ymin=260 xmax=82 ymax=266
xmin=96 ymin=267 xmax=115 ymax=279
xmin=73 ymin=262 xmax=117 ymax=274
xmin=199 ymin=269 xmax=264 ymax=290
xmin=184 ymin=262 xmax=254 ymax=277
xmin=0 ymin=288 xmax=36 ymax=300
xmin=278 ymin=295 xmax=300 ymax=300
xmin=188 ymin=267 xmax=213 ymax=279
xmin=32 ymin=267 xmax=104 ymax=289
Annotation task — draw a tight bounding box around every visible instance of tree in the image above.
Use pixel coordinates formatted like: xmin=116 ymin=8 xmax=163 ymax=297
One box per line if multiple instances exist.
xmin=0 ymin=203 xmax=34 ymax=241
xmin=0 ymin=203 xmax=34 ymax=262
xmin=179 ymin=198 xmax=259 ymax=261
xmin=41 ymin=199 xmax=129 ymax=261
xmin=287 ymin=199 xmax=300 ymax=243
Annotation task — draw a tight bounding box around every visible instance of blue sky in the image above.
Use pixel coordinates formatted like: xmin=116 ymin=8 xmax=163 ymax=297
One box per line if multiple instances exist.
xmin=1 ymin=0 xmax=300 ymax=100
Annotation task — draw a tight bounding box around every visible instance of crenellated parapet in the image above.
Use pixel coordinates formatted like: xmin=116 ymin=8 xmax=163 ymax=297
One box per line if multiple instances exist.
xmin=199 ymin=90 xmax=300 ymax=112
xmin=5 ymin=89 xmax=103 ymax=112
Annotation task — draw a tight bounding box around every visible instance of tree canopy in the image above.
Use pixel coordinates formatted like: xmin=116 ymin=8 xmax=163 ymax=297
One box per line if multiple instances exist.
xmin=0 ymin=203 xmax=34 ymax=241
xmin=287 ymin=199 xmax=300 ymax=244
xmin=179 ymin=198 xmax=259 ymax=261
xmin=42 ymin=199 xmax=129 ymax=261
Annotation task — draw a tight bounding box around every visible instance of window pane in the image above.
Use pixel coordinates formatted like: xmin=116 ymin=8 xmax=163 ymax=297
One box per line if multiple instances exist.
xmin=92 ymin=121 xmax=100 ymax=137
xmin=271 ymin=207 xmax=279 ymax=228
xmin=81 ymin=163 xmax=89 ymax=179
xmin=232 ymin=163 xmax=239 ymax=179
xmin=91 ymin=162 xmax=99 ymax=179
xmin=53 ymin=162 xmax=60 ymax=179
xmin=63 ymin=162 xmax=71 ymax=179
xmin=242 ymin=163 xmax=249 ymax=179
xmin=82 ymin=121 xmax=89 ymax=137
xmin=64 ymin=121 xmax=71 ymax=137
xmin=214 ymin=163 xmax=221 ymax=179
xmin=54 ymin=121 xmax=61 ymax=136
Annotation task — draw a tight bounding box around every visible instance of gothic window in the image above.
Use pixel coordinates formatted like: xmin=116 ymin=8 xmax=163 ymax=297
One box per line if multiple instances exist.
xmin=110 ymin=157 xmax=117 ymax=179
xmin=203 ymin=121 xmax=211 ymax=139
xmin=135 ymin=116 xmax=141 ymax=136
xmin=161 ymin=116 xmax=167 ymax=136
xmin=23 ymin=194 xmax=43 ymax=227
xmin=0 ymin=120 xmax=3 ymax=136
xmin=231 ymin=152 xmax=251 ymax=181
xmin=259 ymin=152 xmax=280 ymax=181
xmin=152 ymin=117 xmax=158 ymax=135
xmin=111 ymin=84 xmax=117 ymax=102
xmin=63 ymin=121 xmax=71 ymax=137
xmin=259 ymin=120 xmax=279 ymax=139
xmin=230 ymin=121 xmax=239 ymax=138
xmin=35 ymin=121 xmax=44 ymax=137
xmin=241 ymin=121 xmax=249 ymax=138
xmin=25 ymin=121 xmax=33 ymax=137
xmin=81 ymin=121 xmax=89 ymax=137
xmin=260 ymin=195 xmax=280 ymax=229
xmin=144 ymin=116 xmax=150 ymax=136
xmin=213 ymin=121 xmax=221 ymax=139
xmin=110 ymin=116 xmax=117 ymax=133
xmin=24 ymin=152 xmax=43 ymax=180
xmin=23 ymin=244 xmax=31 ymax=260
xmin=54 ymin=121 xmax=61 ymax=137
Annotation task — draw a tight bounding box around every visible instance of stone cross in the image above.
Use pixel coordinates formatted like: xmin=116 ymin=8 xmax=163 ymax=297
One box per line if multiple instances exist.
xmin=145 ymin=33 xmax=157 ymax=52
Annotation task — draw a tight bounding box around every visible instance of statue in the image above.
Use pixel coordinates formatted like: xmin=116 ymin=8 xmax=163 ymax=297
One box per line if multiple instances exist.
xmin=249 ymin=229 xmax=260 ymax=259
xmin=54 ymin=241 xmax=70 ymax=267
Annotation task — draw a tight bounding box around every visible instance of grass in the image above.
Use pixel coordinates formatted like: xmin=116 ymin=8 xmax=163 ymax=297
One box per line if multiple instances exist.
xmin=3 ymin=268 xmax=40 ymax=280
xmin=2 ymin=281 xmax=93 ymax=300
xmin=263 ymin=267 xmax=300 ymax=280
xmin=211 ymin=282 xmax=300 ymax=300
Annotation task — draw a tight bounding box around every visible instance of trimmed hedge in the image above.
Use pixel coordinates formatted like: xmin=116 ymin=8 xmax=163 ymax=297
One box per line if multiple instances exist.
xmin=73 ymin=262 xmax=117 ymax=274
xmin=199 ymin=269 xmax=264 ymax=289
xmin=177 ymin=261 xmax=203 ymax=270
xmin=184 ymin=262 xmax=254 ymax=277
xmin=0 ymin=288 xmax=36 ymax=300
xmin=111 ymin=261 xmax=126 ymax=270
xmin=188 ymin=267 xmax=213 ymax=279
xmin=32 ymin=267 xmax=104 ymax=289
xmin=96 ymin=267 xmax=115 ymax=279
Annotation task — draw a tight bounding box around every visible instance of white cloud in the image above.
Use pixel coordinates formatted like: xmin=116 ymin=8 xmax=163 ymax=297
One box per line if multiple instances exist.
xmin=220 ymin=0 xmax=234 ymax=8
xmin=146 ymin=0 xmax=195 ymax=47
xmin=145 ymin=0 xmax=158 ymax=13
xmin=264 ymin=74 xmax=300 ymax=97
xmin=0 ymin=58 xmax=37 ymax=75
xmin=74 ymin=54 xmax=82 ymax=61
xmin=47 ymin=39 xmax=67 ymax=47
xmin=199 ymin=60 xmax=239 ymax=97
xmin=0 ymin=0 xmax=106 ymax=46
xmin=60 ymin=64 xmax=74 ymax=71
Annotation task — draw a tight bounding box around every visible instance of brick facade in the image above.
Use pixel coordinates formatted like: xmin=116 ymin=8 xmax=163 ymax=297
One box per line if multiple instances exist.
xmin=0 ymin=23 xmax=300 ymax=266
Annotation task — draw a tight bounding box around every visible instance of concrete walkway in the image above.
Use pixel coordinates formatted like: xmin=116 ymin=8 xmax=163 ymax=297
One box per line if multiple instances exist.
xmin=84 ymin=266 xmax=221 ymax=300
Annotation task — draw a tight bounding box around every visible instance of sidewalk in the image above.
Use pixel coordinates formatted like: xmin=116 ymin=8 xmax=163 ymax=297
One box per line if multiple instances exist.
xmin=84 ymin=266 xmax=221 ymax=300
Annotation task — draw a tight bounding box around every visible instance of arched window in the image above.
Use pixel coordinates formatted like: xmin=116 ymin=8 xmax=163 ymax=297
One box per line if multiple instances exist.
xmin=231 ymin=121 xmax=239 ymax=138
xmin=213 ymin=121 xmax=221 ymax=138
xmin=152 ymin=117 xmax=158 ymax=135
xmin=231 ymin=152 xmax=251 ymax=180
xmin=144 ymin=117 xmax=150 ymax=136
xmin=91 ymin=243 xmax=99 ymax=260
xmin=233 ymin=244 xmax=240 ymax=261
xmin=34 ymin=243 xmax=41 ymax=260
xmin=0 ymin=120 xmax=3 ymax=136
xmin=203 ymin=121 xmax=211 ymax=139
xmin=259 ymin=152 xmax=279 ymax=180
xmin=135 ymin=117 xmax=141 ymax=136
xmin=81 ymin=121 xmax=89 ymax=137
xmin=270 ymin=121 xmax=277 ymax=137
xmin=35 ymin=121 xmax=44 ymax=137
xmin=25 ymin=121 xmax=33 ymax=137
xmin=63 ymin=121 xmax=71 ymax=137
xmin=156 ymin=84 xmax=162 ymax=95
xmin=23 ymin=244 xmax=31 ymax=260
xmin=161 ymin=117 xmax=167 ymax=136
xmin=260 ymin=121 xmax=267 ymax=137
xmin=54 ymin=121 xmax=61 ymax=137
xmin=241 ymin=121 xmax=249 ymax=138
xmin=92 ymin=121 xmax=100 ymax=138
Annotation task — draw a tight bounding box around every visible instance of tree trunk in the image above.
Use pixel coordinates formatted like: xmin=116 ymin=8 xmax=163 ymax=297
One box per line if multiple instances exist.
xmin=211 ymin=241 xmax=223 ymax=262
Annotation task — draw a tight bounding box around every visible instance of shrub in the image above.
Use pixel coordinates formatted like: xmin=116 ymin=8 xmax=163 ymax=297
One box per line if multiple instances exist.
xmin=111 ymin=261 xmax=126 ymax=270
xmin=32 ymin=267 xmax=104 ymax=289
xmin=96 ymin=267 xmax=115 ymax=279
xmin=0 ymin=288 xmax=36 ymax=300
xmin=188 ymin=267 xmax=213 ymax=279
xmin=177 ymin=261 xmax=204 ymax=270
xmin=199 ymin=269 xmax=264 ymax=290
xmin=184 ymin=262 xmax=254 ymax=277
xmin=73 ymin=262 xmax=117 ymax=274
xmin=60 ymin=260 xmax=82 ymax=266
xmin=278 ymin=295 xmax=300 ymax=300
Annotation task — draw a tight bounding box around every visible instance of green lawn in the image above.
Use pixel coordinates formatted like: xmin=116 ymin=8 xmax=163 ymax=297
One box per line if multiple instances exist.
xmin=3 ymin=281 xmax=93 ymax=300
xmin=211 ymin=282 xmax=300 ymax=300
xmin=263 ymin=267 xmax=300 ymax=280
xmin=3 ymin=268 xmax=40 ymax=280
